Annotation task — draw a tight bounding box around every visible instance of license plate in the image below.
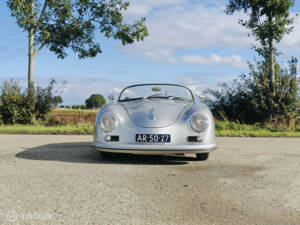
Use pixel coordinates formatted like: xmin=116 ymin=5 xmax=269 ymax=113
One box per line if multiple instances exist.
xmin=136 ymin=134 xmax=171 ymax=143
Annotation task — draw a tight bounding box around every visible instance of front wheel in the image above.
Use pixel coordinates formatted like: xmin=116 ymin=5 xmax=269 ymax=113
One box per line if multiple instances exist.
xmin=196 ymin=153 xmax=209 ymax=161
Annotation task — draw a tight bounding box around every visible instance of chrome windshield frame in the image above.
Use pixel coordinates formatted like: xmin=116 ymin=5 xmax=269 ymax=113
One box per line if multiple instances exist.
xmin=118 ymin=83 xmax=195 ymax=103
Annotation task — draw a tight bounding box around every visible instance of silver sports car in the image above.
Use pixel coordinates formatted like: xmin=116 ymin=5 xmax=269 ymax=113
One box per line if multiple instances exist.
xmin=91 ymin=83 xmax=217 ymax=161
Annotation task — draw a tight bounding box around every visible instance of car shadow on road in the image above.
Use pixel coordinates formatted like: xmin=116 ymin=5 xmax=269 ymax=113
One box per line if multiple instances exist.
xmin=15 ymin=142 xmax=198 ymax=165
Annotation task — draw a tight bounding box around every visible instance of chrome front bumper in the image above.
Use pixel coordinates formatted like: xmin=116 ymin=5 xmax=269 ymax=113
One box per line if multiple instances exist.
xmin=91 ymin=141 xmax=217 ymax=155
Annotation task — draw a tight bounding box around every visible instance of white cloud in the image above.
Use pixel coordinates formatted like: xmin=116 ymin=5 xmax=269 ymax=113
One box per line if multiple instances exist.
xmin=176 ymin=76 xmax=208 ymax=96
xmin=125 ymin=0 xmax=187 ymax=17
xmin=280 ymin=15 xmax=300 ymax=50
xmin=121 ymin=2 xmax=250 ymax=67
xmin=122 ymin=1 xmax=300 ymax=68
xmin=181 ymin=54 xmax=247 ymax=68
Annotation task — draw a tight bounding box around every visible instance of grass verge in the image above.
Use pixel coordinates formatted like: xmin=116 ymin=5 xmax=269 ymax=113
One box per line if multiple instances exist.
xmin=0 ymin=122 xmax=300 ymax=137
xmin=0 ymin=124 xmax=93 ymax=135
xmin=215 ymin=121 xmax=300 ymax=137
xmin=216 ymin=130 xmax=300 ymax=137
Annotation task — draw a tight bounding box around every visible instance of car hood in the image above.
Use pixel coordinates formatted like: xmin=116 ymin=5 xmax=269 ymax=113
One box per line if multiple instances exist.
xmin=120 ymin=99 xmax=192 ymax=128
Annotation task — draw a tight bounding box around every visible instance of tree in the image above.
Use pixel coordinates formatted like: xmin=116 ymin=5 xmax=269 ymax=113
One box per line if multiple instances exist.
xmin=85 ymin=94 xmax=106 ymax=109
xmin=205 ymin=58 xmax=299 ymax=125
xmin=53 ymin=96 xmax=63 ymax=107
xmin=225 ymin=0 xmax=295 ymax=93
xmin=7 ymin=0 xmax=148 ymax=92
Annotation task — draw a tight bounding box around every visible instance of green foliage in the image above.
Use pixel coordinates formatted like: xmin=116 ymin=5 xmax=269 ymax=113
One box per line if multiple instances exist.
xmin=72 ymin=104 xmax=86 ymax=109
xmin=206 ymin=58 xmax=299 ymax=125
xmin=226 ymin=0 xmax=295 ymax=45
xmin=225 ymin=0 xmax=295 ymax=92
xmin=85 ymin=94 xmax=106 ymax=109
xmin=34 ymin=79 xmax=57 ymax=120
xmin=7 ymin=0 xmax=148 ymax=59
xmin=0 ymin=79 xmax=60 ymax=124
xmin=221 ymin=0 xmax=298 ymax=125
xmin=0 ymin=81 xmax=33 ymax=124
xmin=53 ymin=96 xmax=63 ymax=106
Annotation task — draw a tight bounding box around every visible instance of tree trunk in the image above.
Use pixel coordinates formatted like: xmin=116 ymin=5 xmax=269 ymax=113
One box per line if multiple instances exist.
xmin=28 ymin=0 xmax=35 ymax=93
xmin=268 ymin=12 xmax=275 ymax=94
xmin=28 ymin=27 xmax=35 ymax=93
xmin=268 ymin=37 xmax=275 ymax=93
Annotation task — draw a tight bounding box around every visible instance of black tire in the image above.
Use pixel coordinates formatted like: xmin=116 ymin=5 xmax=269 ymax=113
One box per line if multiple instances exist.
xmin=99 ymin=151 xmax=112 ymax=159
xmin=196 ymin=153 xmax=209 ymax=161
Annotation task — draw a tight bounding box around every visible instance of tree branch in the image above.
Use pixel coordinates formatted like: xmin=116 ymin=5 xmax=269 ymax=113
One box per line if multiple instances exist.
xmin=34 ymin=43 xmax=46 ymax=56
xmin=37 ymin=0 xmax=48 ymax=26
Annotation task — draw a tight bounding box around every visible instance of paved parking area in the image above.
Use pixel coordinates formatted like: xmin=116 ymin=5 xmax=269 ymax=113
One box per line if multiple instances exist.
xmin=0 ymin=135 xmax=299 ymax=224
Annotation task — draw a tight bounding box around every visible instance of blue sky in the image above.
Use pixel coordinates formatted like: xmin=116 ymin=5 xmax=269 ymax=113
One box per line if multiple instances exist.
xmin=0 ymin=0 xmax=300 ymax=104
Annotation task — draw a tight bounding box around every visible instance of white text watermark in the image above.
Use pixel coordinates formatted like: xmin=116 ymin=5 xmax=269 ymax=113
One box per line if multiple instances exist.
xmin=6 ymin=210 xmax=53 ymax=222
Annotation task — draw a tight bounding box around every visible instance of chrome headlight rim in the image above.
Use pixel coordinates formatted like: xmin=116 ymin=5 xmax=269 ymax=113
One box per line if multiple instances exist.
xmin=100 ymin=114 xmax=118 ymax=132
xmin=190 ymin=113 xmax=209 ymax=133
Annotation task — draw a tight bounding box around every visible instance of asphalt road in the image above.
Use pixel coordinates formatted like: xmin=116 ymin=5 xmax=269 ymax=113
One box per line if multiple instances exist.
xmin=0 ymin=135 xmax=299 ymax=225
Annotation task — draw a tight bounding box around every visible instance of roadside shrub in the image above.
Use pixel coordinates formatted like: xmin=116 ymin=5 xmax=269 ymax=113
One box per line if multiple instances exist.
xmin=85 ymin=94 xmax=106 ymax=109
xmin=53 ymin=96 xmax=63 ymax=107
xmin=206 ymin=58 xmax=299 ymax=125
xmin=0 ymin=79 xmax=59 ymax=125
xmin=0 ymin=81 xmax=32 ymax=124
xmin=0 ymin=102 xmax=3 ymax=125
xmin=35 ymin=79 xmax=56 ymax=120
xmin=72 ymin=104 xmax=86 ymax=109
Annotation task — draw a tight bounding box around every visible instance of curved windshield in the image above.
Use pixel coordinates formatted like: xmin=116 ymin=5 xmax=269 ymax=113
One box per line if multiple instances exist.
xmin=118 ymin=84 xmax=194 ymax=102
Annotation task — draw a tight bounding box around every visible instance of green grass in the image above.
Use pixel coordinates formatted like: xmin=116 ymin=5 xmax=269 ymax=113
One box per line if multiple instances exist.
xmin=215 ymin=121 xmax=300 ymax=137
xmin=216 ymin=129 xmax=300 ymax=137
xmin=0 ymin=124 xmax=93 ymax=135
xmin=0 ymin=121 xmax=299 ymax=137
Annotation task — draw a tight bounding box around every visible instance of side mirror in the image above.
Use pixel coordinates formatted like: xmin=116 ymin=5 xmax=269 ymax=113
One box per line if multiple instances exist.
xmin=108 ymin=95 xmax=115 ymax=101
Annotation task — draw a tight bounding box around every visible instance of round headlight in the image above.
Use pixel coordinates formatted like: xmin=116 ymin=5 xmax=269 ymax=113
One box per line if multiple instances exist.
xmin=100 ymin=115 xmax=117 ymax=132
xmin=190 ymin=114 xmax=209 ymax=133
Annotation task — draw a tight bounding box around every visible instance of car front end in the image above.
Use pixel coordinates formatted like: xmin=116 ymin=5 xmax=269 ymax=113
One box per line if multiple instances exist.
xmin=91 ymin=96 xmax=217 ymax=156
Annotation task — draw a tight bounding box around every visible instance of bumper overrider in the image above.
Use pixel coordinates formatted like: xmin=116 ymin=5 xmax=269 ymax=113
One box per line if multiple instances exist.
xmin=91 ymin=141 xmax=217 ymax=155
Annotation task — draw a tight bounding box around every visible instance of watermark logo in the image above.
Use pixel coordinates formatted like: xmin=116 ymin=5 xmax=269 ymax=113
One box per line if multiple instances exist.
xmin=6 ymin=211 xmax=18 ymax=222
xmin=6 ymin=210 xmax=53 ymax=222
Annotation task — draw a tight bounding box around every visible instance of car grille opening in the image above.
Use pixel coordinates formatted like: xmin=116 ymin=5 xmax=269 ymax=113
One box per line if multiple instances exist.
xmin=110 ymin=136 xmax=119 ymax=142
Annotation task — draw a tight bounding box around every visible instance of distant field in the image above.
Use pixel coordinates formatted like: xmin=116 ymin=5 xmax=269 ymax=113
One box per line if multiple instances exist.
xmin=52 ymin=109 xmax=98 ymax=113
xmin=47 ymin=109 xmax=98 ymax=125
